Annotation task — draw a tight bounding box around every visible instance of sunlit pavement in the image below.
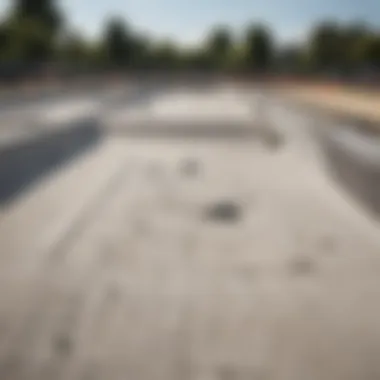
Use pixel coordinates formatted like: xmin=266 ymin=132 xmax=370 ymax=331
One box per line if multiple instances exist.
xmin=0 ymin=82 xmax=380 ymax=380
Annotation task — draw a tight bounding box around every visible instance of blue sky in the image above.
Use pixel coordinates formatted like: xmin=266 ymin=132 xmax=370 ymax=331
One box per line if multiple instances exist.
xmin=1 ymin=0 xmax=380 ymax=45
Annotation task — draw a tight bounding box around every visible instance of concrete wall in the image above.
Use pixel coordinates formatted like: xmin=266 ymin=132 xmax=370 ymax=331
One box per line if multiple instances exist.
xmin=316 ymin=115 xmax=380 ymax=217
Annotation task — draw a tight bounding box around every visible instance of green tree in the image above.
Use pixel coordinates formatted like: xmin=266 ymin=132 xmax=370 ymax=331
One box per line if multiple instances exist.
xmin=129 ymin=34 xmax=151 ymax=68
xmin=3 ymin=18 xmax=53 ymax=61
xmin=205 ymin=25 xmax=234 ymax=70
xmin=341 ymin=24 xmax=370 ymax=70
xmin=101 ymin=17 xmax=134 ymax=67
xmin=244 ymin=24 xmax=273 ymax=71
xmin=277 ymin=44 xmax=306 ymax=73
xmin=1 ymin=0 xmax=63 ymax=62
xmin=0 ymin=22 xmax=8 ymax=58
xmin=58 ymin=32 xmax=90 ymax=64
xmin=182 ymin=47 xmax=213 ymax=71
xmin=152 ymin=40 xmax=180 ymax=69
xmin=10 ymin=0 xmax=62 ymax=36
xmin=362 ymin=34 xmax=380 ymax=68
xmin=308 ymin=21 xmax=343 ymax=73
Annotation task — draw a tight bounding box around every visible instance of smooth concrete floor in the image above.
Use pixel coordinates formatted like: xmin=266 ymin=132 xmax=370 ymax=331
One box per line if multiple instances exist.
xmin=0 ymin=84 xmax=380 ymax=380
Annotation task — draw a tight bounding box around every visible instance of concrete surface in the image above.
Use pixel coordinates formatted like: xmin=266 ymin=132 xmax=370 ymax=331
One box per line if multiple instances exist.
xmin=0 ymin=82 xmax=380 ymax=380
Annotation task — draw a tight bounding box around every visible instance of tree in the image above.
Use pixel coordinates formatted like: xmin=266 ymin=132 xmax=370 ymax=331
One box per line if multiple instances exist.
xmin=0 ymin=23 xmax=8 ymax=58
xmin=205 ymin=25 xmax=234 ymax=70
xmin=308 ymin=21 xmax=343 ymax=73
xmin=129 ymin=34 xmax=151 ymax=68
xmin=181 ymin=47 xmax=213 ymax=71
xmin=9 ymin=0 xmax=63 ymax=36
xmin=244 ymin=24 xmax=274 ymax=71
xmin=152 ymin=40 xmax=180 ymax=69
xmin=362 ymin=35 xmax=380 ymax=69
xmin=277 ymin=44 xmax=307 ymax=73
xmin=3 ymin=18 xmax=53 ymax=61
xmin=101 ymin=17 xmax=134 ymax=67
xmin=1 ymin=0 xmax=63 ymax=63
xmin=58 ymin=33 xmax=90 ymax=65
xmin=340 ymin=23 xmax=370 ymax=71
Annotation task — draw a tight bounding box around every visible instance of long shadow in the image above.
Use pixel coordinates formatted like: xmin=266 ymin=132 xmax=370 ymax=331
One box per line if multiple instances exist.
xmin=0 ymin=117 xmax=102 ymax=205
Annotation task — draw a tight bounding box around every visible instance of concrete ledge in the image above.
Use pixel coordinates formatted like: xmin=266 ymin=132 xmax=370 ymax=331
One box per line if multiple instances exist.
xmin=271 ymin=91 xmax=380 ymax=217
xmin=309 ymin=111 xmax=380 ymax=217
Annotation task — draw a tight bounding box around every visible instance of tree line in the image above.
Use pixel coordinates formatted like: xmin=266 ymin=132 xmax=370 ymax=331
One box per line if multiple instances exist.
xmin=0 ymin=0 xmax=379 ymax=79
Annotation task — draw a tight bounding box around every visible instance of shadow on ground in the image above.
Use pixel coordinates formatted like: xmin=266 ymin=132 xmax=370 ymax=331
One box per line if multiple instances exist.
xmin=0 ymin=118 xmax=102 ymax=205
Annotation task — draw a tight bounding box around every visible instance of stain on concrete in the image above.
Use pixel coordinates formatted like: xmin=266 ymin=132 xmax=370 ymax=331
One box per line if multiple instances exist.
xmin=203 ymin=201 xmax=243 ymax=223
xmin=289 ymin=256 xmax=316 ymax=276
xmin=260 ymin=127 xmax=284 ymax=151
xmin=180 ymin=158 xmax=200 ymax=178
xmin=53 ymin=334 xmax=72 ymax=357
